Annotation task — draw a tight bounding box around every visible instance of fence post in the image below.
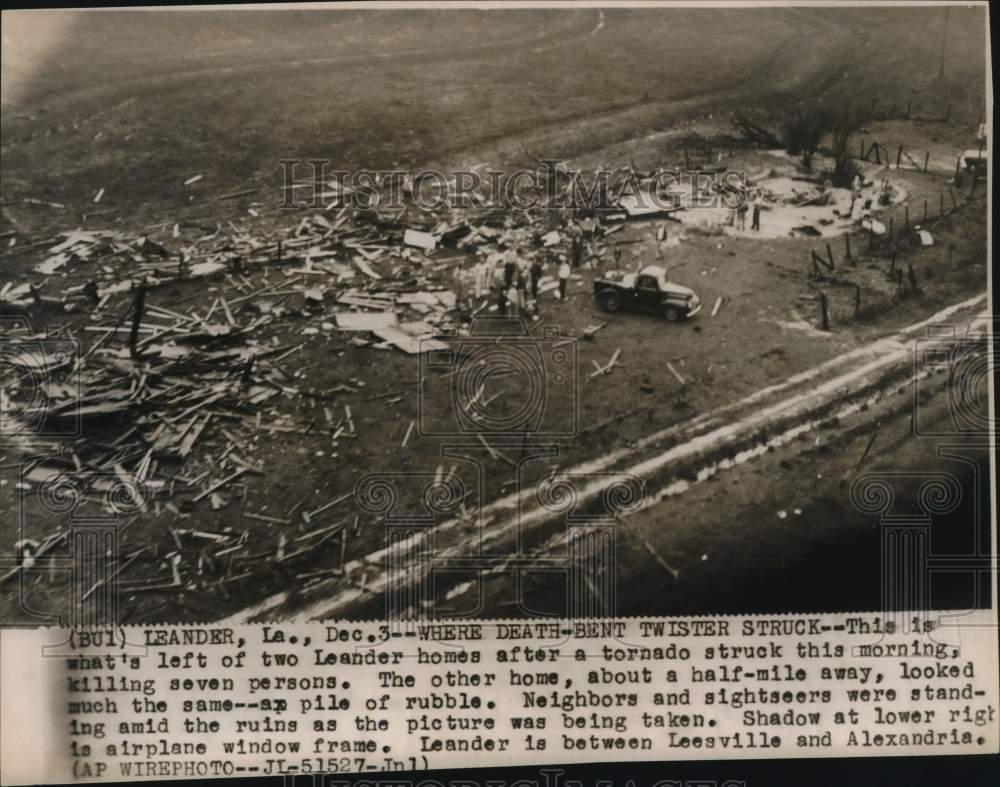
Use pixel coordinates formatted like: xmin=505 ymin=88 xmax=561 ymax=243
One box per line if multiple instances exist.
xmin=896 ymin=145 xmax=903 ymax=169
xmin=819 ymin=292 xmax=829 ymax=331
xmin=923 ymin=151 xmax=929 ymax=172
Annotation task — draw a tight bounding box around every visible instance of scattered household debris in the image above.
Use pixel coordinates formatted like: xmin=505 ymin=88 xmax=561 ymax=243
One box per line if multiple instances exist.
xmin=589 ymin=347 xmax=622 ymax=378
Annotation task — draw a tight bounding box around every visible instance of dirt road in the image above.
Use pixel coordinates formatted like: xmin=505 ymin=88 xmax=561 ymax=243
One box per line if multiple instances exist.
xmin=223 ymin=294 xmax=989 ymax=622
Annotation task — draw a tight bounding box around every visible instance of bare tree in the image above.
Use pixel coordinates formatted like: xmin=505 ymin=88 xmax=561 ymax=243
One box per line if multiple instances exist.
xmin=734 ymin=98 xmax=870 ymax=181
xmin=782 ymin=100 xmax=834 ymax=168
xmin=732 ymin=108 xmax=783 ymax=148
xmin=829 ymin=100 xmax=870 ymax=185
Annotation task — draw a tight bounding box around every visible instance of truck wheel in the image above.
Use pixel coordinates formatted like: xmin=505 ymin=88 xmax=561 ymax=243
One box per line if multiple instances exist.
xmin=663 ymin=306 xmax=682 ymax=321
xmin=599 ymin=292 xmax=622 ymax=312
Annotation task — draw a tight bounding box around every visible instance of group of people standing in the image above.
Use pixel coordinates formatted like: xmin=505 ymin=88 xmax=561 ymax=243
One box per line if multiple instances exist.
xmin=731 ymin=187 xmax=764 ymax=232
xmin=468 ymin=238 xmax=575 ymax=319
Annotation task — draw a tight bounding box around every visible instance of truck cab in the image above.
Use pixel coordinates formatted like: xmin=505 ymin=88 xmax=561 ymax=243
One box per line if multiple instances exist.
xmin=594 ymin=265 xmax=701 ymax=321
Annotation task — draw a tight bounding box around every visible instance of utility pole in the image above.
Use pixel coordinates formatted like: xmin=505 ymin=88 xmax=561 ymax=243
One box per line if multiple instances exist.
xmin=938 ymin=6 xmax=950 ymax=78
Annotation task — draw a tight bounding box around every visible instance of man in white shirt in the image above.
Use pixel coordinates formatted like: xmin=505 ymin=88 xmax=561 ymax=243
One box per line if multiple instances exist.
xmin=558 ymin=259 xmax=571 ymax=301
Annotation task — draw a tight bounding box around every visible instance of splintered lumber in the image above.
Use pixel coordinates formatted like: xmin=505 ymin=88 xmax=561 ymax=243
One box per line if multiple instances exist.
xmin=403 ymin=229 xmax=437 ymax=250
xmin=401 ymin=419 xmax=415 ymax=448
xmin=244 ymin=512 xmax=291 ymax=525
xmin=192 ymin=468 xmax=247 ymax=503
xmin=666 ymin=362 xmax=686 ymax=385
xmin=214 ymin=189 xmax=256 ymax=202
xmin=353 ymin=257 xmax=381 ymax=279
xmin=336 ymin=311 xmax=397 ymax=331
xmin=853 ymin=424 xmax=881 ymax=472
xmin=588 ymin=347 xmax=622 ymax=378
xmin=0 ymin=531 xmax=68 ymax=585
xmin=372 ymin=324 xmax=448 ymax=354
xmin=302 ymin=491 xmax=354 ymax=524
xmin=178 ymin=413 xmax=211 ymax=458
xmin=477 ymin=433 xmax=501 ymax=460
xmin=128 ymin=286 xmax=147 ymax=358
xmin=476 ymin=434 xmax=516 ymax=468
xmin=616 ymin=514 xmax=678 ymax=579
xmin=711 ymin=297 xmax=723 ymax=317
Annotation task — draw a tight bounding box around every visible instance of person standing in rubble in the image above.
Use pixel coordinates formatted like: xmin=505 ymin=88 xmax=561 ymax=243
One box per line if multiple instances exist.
xmin=473 ymin=254 xmax=487 ymax=298
xmin=503 ymin=246 xmax=517 ymax=289
xmin=506 ymin=279 xmax=521 ymax=317
xmin=751 ymin=191 xmax=763 ymax=232
xmin=879 ymin=179 xmax=892 ymax=207
xmin=515 ymin=262 xmax=529 ymax=314
xmin=736 ymin=194 xmax=748 ymax=231
xmin=492 ymin=264 xmax=507 ymax=315
xmin=570 ymin=234 xmax=583 ymax=268
xmin=487 ymin=242 xmax=504 ymax=272
xmin=558 ymin=257 xmax=571 ymax=301
xmin=529 ymin=256 xmax=543 ymax=298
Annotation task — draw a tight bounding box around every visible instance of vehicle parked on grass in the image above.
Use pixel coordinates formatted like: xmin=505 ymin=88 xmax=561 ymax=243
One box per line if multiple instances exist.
xmin=593 ymin=264 xmax=701 ymax=321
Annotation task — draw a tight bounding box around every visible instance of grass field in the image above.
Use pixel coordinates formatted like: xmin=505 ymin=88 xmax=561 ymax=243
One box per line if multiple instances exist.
xmin=2 ymin=6 xmax=986 ymax=242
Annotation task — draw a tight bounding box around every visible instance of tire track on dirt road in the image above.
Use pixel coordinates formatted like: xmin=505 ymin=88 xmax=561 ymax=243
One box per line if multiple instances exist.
xmin=3 ymin=13 xmax=600 ymax=111
xmin=221 ymin=293 xmax=987 ymax=623
xmin=433 ymin=14 xmax=866 ymax=175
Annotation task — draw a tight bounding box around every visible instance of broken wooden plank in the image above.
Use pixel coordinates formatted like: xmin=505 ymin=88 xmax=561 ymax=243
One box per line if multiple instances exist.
xmin=192 ymin=468 xmax=247 ymax=503
xmin=666 ymin=362 xmax=686 ymax=385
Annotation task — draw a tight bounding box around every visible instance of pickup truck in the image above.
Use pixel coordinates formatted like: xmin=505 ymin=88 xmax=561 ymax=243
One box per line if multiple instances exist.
xmin=593 ymin=265 xmax=701 ymax=321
